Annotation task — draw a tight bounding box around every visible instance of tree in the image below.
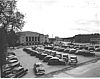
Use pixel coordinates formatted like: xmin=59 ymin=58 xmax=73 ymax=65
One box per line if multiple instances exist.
xmin=7 ymin=29 xmax=19 ymax=48
xmin=0 ymin=0 xmax=25 ymax=77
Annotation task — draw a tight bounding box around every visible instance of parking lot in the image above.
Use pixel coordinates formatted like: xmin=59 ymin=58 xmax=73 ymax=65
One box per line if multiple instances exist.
xmin=13 ymin=47 xmax=100 ymax=78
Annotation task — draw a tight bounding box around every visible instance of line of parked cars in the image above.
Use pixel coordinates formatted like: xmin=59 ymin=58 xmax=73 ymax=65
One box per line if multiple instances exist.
xmin=2 ymin=52 xmax=28 ymax=78
xmin=23 ymin=47 xmax=78 ymax=66
xmin=44 ymin=44 xmax=97 ymax=57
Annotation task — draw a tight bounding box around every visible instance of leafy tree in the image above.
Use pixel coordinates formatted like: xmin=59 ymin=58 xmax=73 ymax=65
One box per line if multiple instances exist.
xmin=0 ymin=0 xmax=25 ymax=77
xmin=7 ymin=29 xmax=19 ymax=48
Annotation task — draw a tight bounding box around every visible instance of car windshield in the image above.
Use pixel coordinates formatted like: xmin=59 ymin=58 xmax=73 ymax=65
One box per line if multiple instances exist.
xmin=36 ymin=64 xmax=43 ymax=67
xmin=70 ymin=57 xmax=76 ymax=59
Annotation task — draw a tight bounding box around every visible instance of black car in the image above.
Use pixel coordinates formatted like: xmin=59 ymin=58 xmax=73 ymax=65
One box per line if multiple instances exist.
xmin=64 ymin=48 xmax=70 ymax=53
xmin=33 ymin=62 xmax=45 ymax=75
xmin=62 ymin=54 xmax=69 ymax=62
xmin=57 ymin=48 xmax=65 ymax=52
xmin=39 ymin=53 xmax=47 ymax=60
xmin=58 ymin=59 xmax=66 ymax=65
xmin=8 ymin=52 xmax=16 ymax=56
xmin=77 ymin=49 xmax=95 ymax=56
xmin=48 ymin=57 xmax=59 ymax=65
xmin=30 ymin=50 xmax=38 ymax=56
xmin=43 ymin=55 xmax=53 ymax=62
xmin=75 ymin=50 xmax=85 ymax=55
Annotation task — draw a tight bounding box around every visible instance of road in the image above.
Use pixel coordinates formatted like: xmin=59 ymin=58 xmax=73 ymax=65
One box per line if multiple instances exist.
xmin=13 ymin=48 xmax=100 ymax=78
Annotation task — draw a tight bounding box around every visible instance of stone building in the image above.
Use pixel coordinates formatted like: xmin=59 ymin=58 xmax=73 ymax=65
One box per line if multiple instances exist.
xmin=16 ymin=31 xmax=49 ymax=45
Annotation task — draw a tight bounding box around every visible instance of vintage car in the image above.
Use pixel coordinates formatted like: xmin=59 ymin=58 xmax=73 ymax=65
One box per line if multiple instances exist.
xmin=62 ymin=54 xmax=69 ymax=62
xmin=7 ymin=60 xmax=18 ymax=64
xmin=4 ymin=73 xmax=16 ymax=78
xmin=64 ymin=48 xmax=70 ymax=53
xmin=95 ymin=48 xmax=100 ymax=52
xmin=8 ymin=52 xmax=16 ymax=56
xmin=48 ymin=57 xmax=66 ymax=65
xmin=4 ymin=66 xmax=28 ymax=78
xmin=69 ymin=49 xmax=77 ymax=54
xmin=48 ymin=57 xmax=59 ymax=65
xmin=12 ymin=66 xmax=28 ymax=78
xmin=56 ymin=48 xmax=65 ymax=52
xmin=43 ymin=55 xmax=53 ymax=62
xmin=33 ymin=62 xmax=45 ymax=75
xmin=88 ymin=47 xmax=95 ymax=52
xmin=6 ymin=56 xmax=18 ymax=62
xmin=68 ymin=56 xmax=78 ymax=65
xmin=39 ymin=53 xmax=47 ymax=60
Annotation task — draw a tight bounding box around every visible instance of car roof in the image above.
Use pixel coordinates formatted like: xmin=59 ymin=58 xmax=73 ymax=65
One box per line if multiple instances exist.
xmin=70 ymin=56 xmax=77 ymax=57
xmin=13 ymin=66 xmax=23 ymax=70
xmin=50 ymin=57 xmax=59 ymax=59
xmin=35 ymin=62 xmax=42 ymax=65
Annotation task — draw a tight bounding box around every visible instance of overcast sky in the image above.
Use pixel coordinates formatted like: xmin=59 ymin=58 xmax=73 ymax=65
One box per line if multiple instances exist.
xmin=17 ymin=0 xmax=100 ymax=38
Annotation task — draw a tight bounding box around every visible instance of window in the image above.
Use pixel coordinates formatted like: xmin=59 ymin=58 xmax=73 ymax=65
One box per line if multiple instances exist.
xmin=38 ymin=37 xmax=40 ymax=41
xmin=26 ymin=37 xmax=28 ymax=41
xmin=32 ymin=37 xmax=34 ymax=41
xmin=29 ymin=37 xmax=31 ymax=41
xmin=35 ymin=37 xmax=37 ymax=41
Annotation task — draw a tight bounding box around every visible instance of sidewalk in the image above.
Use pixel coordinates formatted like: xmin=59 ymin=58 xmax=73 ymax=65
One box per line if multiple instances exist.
xmin=52 ymin=60 xmax=100 ymax=78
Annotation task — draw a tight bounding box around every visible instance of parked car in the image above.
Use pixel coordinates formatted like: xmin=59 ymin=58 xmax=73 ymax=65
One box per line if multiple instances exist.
xmin=48 ymin=57 xmax=59 ymax=65
xmin=43 ymin=55 xmax=53 ymax=62
xmin=4 ymin=73 xmax=16 ymax=78
xmin=39 ymin=53 xmax=47 ymax=60
xmin=62 ymin=54 xmax=69 ymax=62
xmin=68 ymin=56 xmax=78 ymax=65
xmin=50 ymin=51 xmax=56 ymax=57
xmin=48 ymin=57 xmax=66 ymax=65
xmin=75 ymin=50 xmax=86 ymax=55
xmin=4 ymin=66 xmax=28 ymax=78
xmin=69 ymin=49 xmax=77 ymax=54
xmin=7 ymin=60 xmax=18 ymax=64
xmin=9 ymin=62 xmax=20 ymax=68
xmin=7 ymin=55 xmax=17 ymax=59
xmin=88 ymin=47 xmax=95 ymax=52
xmin=6 ymin=56 xmax=18 ymax=61
xmin=30 ymin=50 xmax=38 ymax=56
xmin=12 ymin=66 xmax=28 ymax=78
xmin=56 ymin=53 xmax=62 ymax=59
xmin=57 ymin=48 xmax=65 ymax=52
xmin=8 ymin=52 xmax=16 ymax=56
xmin=33 ymin=62 xmax=45 ymax=75
xmin=95 ymin=48 xmax=100 ymax=52
xmin=58 ymin=59 xmax=66 ymax=65
xmin=64 ymin=48 xmax=70 ymax=53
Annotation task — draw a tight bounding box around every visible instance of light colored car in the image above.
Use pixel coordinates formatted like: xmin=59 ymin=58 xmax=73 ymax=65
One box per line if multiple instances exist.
xmin=68 ymin=56 xmax=78 ymax=65
xmin=33 ymin=62 xmax=45 ymax=75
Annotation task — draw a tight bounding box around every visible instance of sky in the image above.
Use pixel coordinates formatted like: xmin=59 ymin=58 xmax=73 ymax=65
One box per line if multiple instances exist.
xmin=17 ymin=0 xmax=100 ymax=38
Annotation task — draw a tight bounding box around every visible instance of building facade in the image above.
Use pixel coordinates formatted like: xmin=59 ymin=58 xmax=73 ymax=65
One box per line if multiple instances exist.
xmin=74 ymin=33 xmax=100 ymax=44
xmin=17 ymin=31 xmax=49 ymax=45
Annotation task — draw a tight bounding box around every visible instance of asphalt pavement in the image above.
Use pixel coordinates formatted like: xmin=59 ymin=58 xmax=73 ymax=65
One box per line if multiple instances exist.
xmin=13 ymin=48 xmax=100 ymax=78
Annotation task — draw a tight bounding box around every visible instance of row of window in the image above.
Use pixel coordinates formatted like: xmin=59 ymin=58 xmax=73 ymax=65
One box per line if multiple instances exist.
xmin=26 ymin=36 xmax=40 ymax=42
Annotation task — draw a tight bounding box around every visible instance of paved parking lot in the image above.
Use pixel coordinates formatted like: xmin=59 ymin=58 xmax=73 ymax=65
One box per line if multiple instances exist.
xmin=13 ymin=48 xmax=69 ymax=78
xmin=13 ymin=47 xmax=100 ymax=78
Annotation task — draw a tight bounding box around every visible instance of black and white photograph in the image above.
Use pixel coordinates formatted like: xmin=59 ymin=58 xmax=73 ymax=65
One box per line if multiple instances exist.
xmin=0 ymin=0 xmax=100 ymax=78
